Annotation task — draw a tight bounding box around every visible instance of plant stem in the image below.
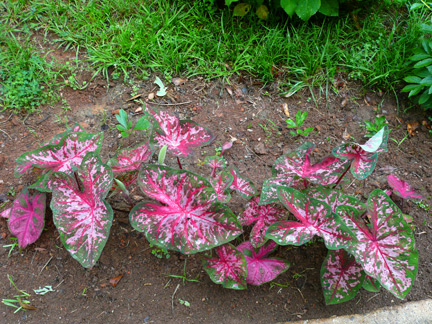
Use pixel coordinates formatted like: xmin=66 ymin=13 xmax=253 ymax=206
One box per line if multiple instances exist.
xmin=333 ymin=164 xmax=351 ymax=189
xmin=177 ymin=156 xmax=183 ymax=169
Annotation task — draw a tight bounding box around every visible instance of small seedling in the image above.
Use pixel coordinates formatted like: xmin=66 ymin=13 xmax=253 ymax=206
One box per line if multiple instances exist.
xmin=167 ymin=260 xmax=200 ymax=284
xmin=362 ymin=116 xmax=389 ymax=138
xmin=178 ymin=299 xmax=190 ymax=307
xmin=149 ymin=243 xmax=171 ymax=259
xmin=154 ymin=76 xmax=167 ymax=96
xmin=286 ymin=111 xmax=314 ymax=137
xmin=8 ymin=187 xmax=16 ymax=197
xmin=3 ymin=237 xmax=19 ymax=257
xmin=2 ymin=275 xmax=34 ymax=313
xmin=115 ymin=109 xmax=151 ymax=137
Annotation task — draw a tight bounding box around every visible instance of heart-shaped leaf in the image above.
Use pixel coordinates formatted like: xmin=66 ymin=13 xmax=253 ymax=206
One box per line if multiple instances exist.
xmin=202 ymin=244 xmax=247 ymax=290
xmin=320 ymin=249 xmax=365 ymax=305
xmin=129 ymin=165 xmax=242 ymax=254
xmin=108 ymin=142 xmax=154 ymax=174
xmin=44 ymin=123 xmax=84 ymax=146
xmin=336 ymin=189 xmax=418 ymax=299
xmin=209 ymin=170 xmax=233 ymax=203
xmin=237 ymin=240 xmax=290 ymax=286
xmin=146 ymin=105 xmax=214 ymax=157
xmin=387 ymin=174 xmax=424 ymax=200
xmin=7 ymin=188 xmax=46 ymax=248
xmin=305 ymin=187 xmax=366 ymax=213
xmin=204 ymin=155 xmax=227 ymax=177
xmin=229 ymin=167 xmax=258 ymax=199
xmin=15 ymin=131 xmax=103 ymax=191
xmin=50 ymin=152 xmax=113 ymax=268
xmin=239 ymin=197 xmax=288 ymax=248
xmin=266 ymin=187 xmax=352 ymax=249
xmin=362 ymin=275 xmax=381 ymax=292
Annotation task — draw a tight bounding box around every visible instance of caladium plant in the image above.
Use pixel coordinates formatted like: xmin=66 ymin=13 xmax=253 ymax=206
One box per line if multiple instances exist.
xmin=336 ymin=189 xmax=418 ymax=299
xmin=202 ymin=244 xmax=247 ymax=290
xmin=237 ymin=240 xmax=290 ymax=286
xmin=15 ymin=131 xmax=103 ymax=192
xmin=304 ymin=187 xmax=366 ymax=214
xmin=320 ymin=249 xmax=365 ymax=305
xmin=363 ymin=275 xmax=381 ymax=292
xmin=239 ymin=197 xmax=287 ymax=248
xmin=145 ymin=105 xmax=214 ymax=157
xmin=108 ymin=142 xmax=154 ymax=174
xmin=208 ymin=170 xmax=233 ymax=203
xmin=387 ymin=174 xmax=424 ymax=200
xmin=229 ymin=167 xmax=258 ymax=199
xmin=332 ymin=126 xmax=389 ymax=180
xmin=50 ymin=152 xmax=113 ymax=268
xmin=129 ymin=165 xmax=242 ymax=254
xmin=7 ymin=188 xmax=46 ymax=248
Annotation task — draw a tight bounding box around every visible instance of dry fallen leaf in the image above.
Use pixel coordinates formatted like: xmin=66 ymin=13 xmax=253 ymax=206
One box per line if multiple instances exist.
xmin=225 ymin=87 xmax=233 ymax=97
xmin=407 ymin=122 xmax=419 ymax=136
xmin=148 ymin=92 xmax=155 ymax=100
xmin=127 ymin=93 xmax=143 ymax=101
xmin=342 ymin=128 xmax=351 ymax=141
xmin=111 ymin=109 xmax=120 ymax=115
xmin=109 ymin=274 xmax=124 ymax=287
xmin=135 ymin=106 xmax=143 ymax=113
xmin=282 ymin=103 xmax=290 ymax=117
xmin=172 ymin=78 xmax=188 ymax=86
xmin=18 ymin=298 xmax=37 ymax=310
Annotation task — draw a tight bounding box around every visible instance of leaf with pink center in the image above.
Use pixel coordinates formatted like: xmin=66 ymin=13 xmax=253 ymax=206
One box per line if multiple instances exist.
xmin=108 ymin=142 xmax=154 ymax=174
xmin=239 ymin=197 xmax=288 ymax=248
xmin=237 ymin=241 xmax=290 ymax=286
xmin=204 ymin=155 xmax=227 ymax=178
xmin=229 ymin=167 xmax=258 ymax=200
xmin=129 ymin=165 xmax=242 ymax=254
xmin=15 ymin=131 xmax=103 ymax=192
xmin=7 ymin=188 xmax=46 ymax=248
xmin=202 ymin=244 xmax=247 ymax=290
xmin=362 ymin=275 xmax=381 ymax=292
xmin=209 ymin=170 xmax=233 ymax=203
xmin=336 ymin=189 xmax=418 ymax=299
xmin=1 ymin=208 xmax=11 ymax=219
xmin=259 ymin=177 xmax=297 ymax=205
xmin=387 ymin=174 xmax=424 ymax=200
xmin=50 ymin=152 xmax=113 ymax=268
xmin=305 ymin=187 xmax=366 ymax=213
xmin=146 ymin=105 xmax=214 ymax=157
xmin=320 ymin=249 xmax=365 ymax=305
xmin=44 ymin=123 xmax=84 ymax=146
xmin=266 ymin=187 xmax=353 ymax=249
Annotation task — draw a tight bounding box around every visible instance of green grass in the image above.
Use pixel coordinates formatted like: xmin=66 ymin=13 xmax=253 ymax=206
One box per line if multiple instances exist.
xmin=0 ymin=0 xmax=430 ymax=112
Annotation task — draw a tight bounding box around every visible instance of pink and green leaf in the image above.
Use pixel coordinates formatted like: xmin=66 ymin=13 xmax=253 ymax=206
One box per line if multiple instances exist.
xmin=359 ymin=126 xmax=389 ymax=153
xmin=146 ymin=105 xmax=214 ymax=157
xmin=237 ymin=240 xmax=290 ymax=286
xmin=204 ymin=155 xmax=227 ymax=176
xmin=1 ymin=208 xmax=11 ymax=219
xmin=202 ymin=244 xmax=247 ymax=290
xmin=305 ymin=187 xmax=366 ymax=213
xmin=266 ymin=187 xmax=353 ymax=249
xmin=209 ymin=170 xmax=233 ymax=203
xmin=129 ymin=165 xmax=242 ymax=254
xmin=239 ymin=197 xmax=288 ymax=248
xmin=387 ymin=174 xmax=424 ymax=200
xmin=320 ymin=249 xmax=365 ymax=305
xmin=336 ymin=189 xmax=418 ymax=299
xmin=229 ymin=167 xmax=258 ymax=199
xmin=108 ymin=142 xmax=154 ymax=174
xmin=50 ymin=152 xmax=113 ymax=268
xmin=7 ymin=188 xmax=46 ymax=248
xmin=44 ymin=123 xmax=84 ymax=146
xmin=362 ymin=275 xmax=381 ymax=292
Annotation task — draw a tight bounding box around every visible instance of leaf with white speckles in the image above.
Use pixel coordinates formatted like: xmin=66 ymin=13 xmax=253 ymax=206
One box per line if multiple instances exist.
xmin=336 ymin=189 xmax=418 ymax=299
xmin=129 ymin=165 xmax=242 ymax=254
xmin=229 ymin=167 xmax=258 ymax=200
xmin=202 ymin=244 xmax=247 ymax=290
xmin=108 ymin=142 xmax=154 ymax=174
xmin=320 ymin=249 xmax=365 ymax=305
xmin=209 ymin=170 xmax=233 ymax=203
xmin=50 ymin=152 xmax=113 ymax=268
xmin=305 ymin=187 xmax=366 ymax=213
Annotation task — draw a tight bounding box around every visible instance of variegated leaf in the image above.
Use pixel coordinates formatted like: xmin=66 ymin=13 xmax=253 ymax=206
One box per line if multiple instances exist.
xmin=359 ymin=126 xmax=389 ymax=153
xmin=237 ymin=240 xmax=289 ymax=285
xmin=108 ymin=142 xmax=154 ymax=173
xmin=336 ymin=190 xmax=418 ymax=299
xmin=7 ymin=188 xmax=46 ymax=248
xmin=129 ymin=165 xmax=242 ymax=254
xmin=266 ymin=187 xmax=352 ymax=249
xmin=50 ymin=152 xmax=113 ymax=268
xmin=1 ymin=208 xmax=11 ymax=218
xmin=209 ymin=170 xmax=233 ymax=203
xmin=362 ymin=275 xmax=381 ymax=292
xmin=387 ymin=174 xmax=424 ymax=200
xmin=202 ymin=244 xmax=247 ymax=290
xmin=44 ymin=123 xmax=84 ymax=146
xmin=204 ymin=155 xmax=227 ymax=177
xmin=305 ymin=187 xmax=366 ymax=213
xmin=239 ymin=197 xmax=288 ymax=248
xmin=229 ymin=167 xmax=258 ymax=199
xmin=320 ymin=249 xmax=365 ymax=305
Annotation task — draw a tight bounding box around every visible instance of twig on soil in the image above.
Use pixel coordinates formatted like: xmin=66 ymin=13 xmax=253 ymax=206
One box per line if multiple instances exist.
xmin=22 ymin=113 xmax=31 ymax=125
xmin=0 ymin=114 xmax=13 ymax=124
xmin=171 ymin=283 xmax=180 ymax=315
xmin=294 ymin=287 xmax=306 ymax=303
xmin=38 ymin=256 xmax=53 ymax=276
xmin=151 ymin=101 xmax=192 ymax=106
xmin=54 ymin=279 xmax=64 ymax=289
xmin=36 ymin=115 xmax=51 ymax=125
xmin=366 ymin=294 xmax=379 ymax=303
xmin=0 ymin=128 xmax=12 ymax=140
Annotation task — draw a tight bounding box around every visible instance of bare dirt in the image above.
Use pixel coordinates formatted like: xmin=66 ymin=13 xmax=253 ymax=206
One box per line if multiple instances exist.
xmin=0 ymin=68 xmax=431 ymax=324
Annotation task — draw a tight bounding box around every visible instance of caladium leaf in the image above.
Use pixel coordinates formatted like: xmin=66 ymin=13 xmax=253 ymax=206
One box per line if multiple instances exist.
xmin=259 ymin=177 xmax=296 ymax=205
xmin=7 ymin=188 xmax=46 ymax=248
xmin=336 ymin=189 xmax=418 ymax=299
xmin=50 ymin=152 xmax=113 ymax=268
xmin=111 ymin=171 xmax=139 ymax=191
xmin=239 ymin=197 xmax=288 ymax=248
xmin=387 ymin=174 xmax=424 ymax=200
xmin=266 ymin=187 xmax=352 ymax=249
xmin=108 ymin=142 xmax=154 ymax=173
xmin=15 ymin=131 xmax=103 ymax=191
xmin=237 ymin=240 xmax=290 ymax=286
xmin=1 ymin=208 xmax=11 ymax=218
xmin=305 ymin=187 xmax=366 ymax=213
xmin=320 ymin=249 xmax=365 ymax=305
xmin=333 ymin=126 xmax=389 ymax=180
xmin=209 ymin=170 xmax=233 ymax=203
xmin=44 ymin=123 xmax=84 ymax=146
xmin=129 ymin=165 xmax=242 ymax=254
xmin=362 ymin=275 xmax=381 ymax=292
xmin=202 ymin=244 xmax=247 ymax=290
xmin=146 ymin=105 xmax=214 ymax=157
xmin=229 ymin=167 xmax=258 ymax=199
xmin=204 ymin=155 xmax=227 ymax=177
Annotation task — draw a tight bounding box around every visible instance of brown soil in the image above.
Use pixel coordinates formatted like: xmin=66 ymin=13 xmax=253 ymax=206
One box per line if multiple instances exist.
xmin=0 ymin=68 xmax=431 ymax=324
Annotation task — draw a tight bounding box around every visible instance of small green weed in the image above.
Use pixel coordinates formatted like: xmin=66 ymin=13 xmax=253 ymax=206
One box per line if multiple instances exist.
xmin=3 ymin=237 xmax=19 ymax=257
xmin=2 ymin=275 xmax=33 ymax=313
xmin=167 ymin=260 xmax=200 ymax=284
xmin=361 ymin=116 xmax=389 ymax=137
xmin=115 ymin=109 xmax=151 ymax=138
xmin=149 ymin=243 xmax=171 ymax=259
xmin=178 ymin=299 xmax=190 ymax=307
xmin=286 ymin=111 xmax=314 ymax=137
